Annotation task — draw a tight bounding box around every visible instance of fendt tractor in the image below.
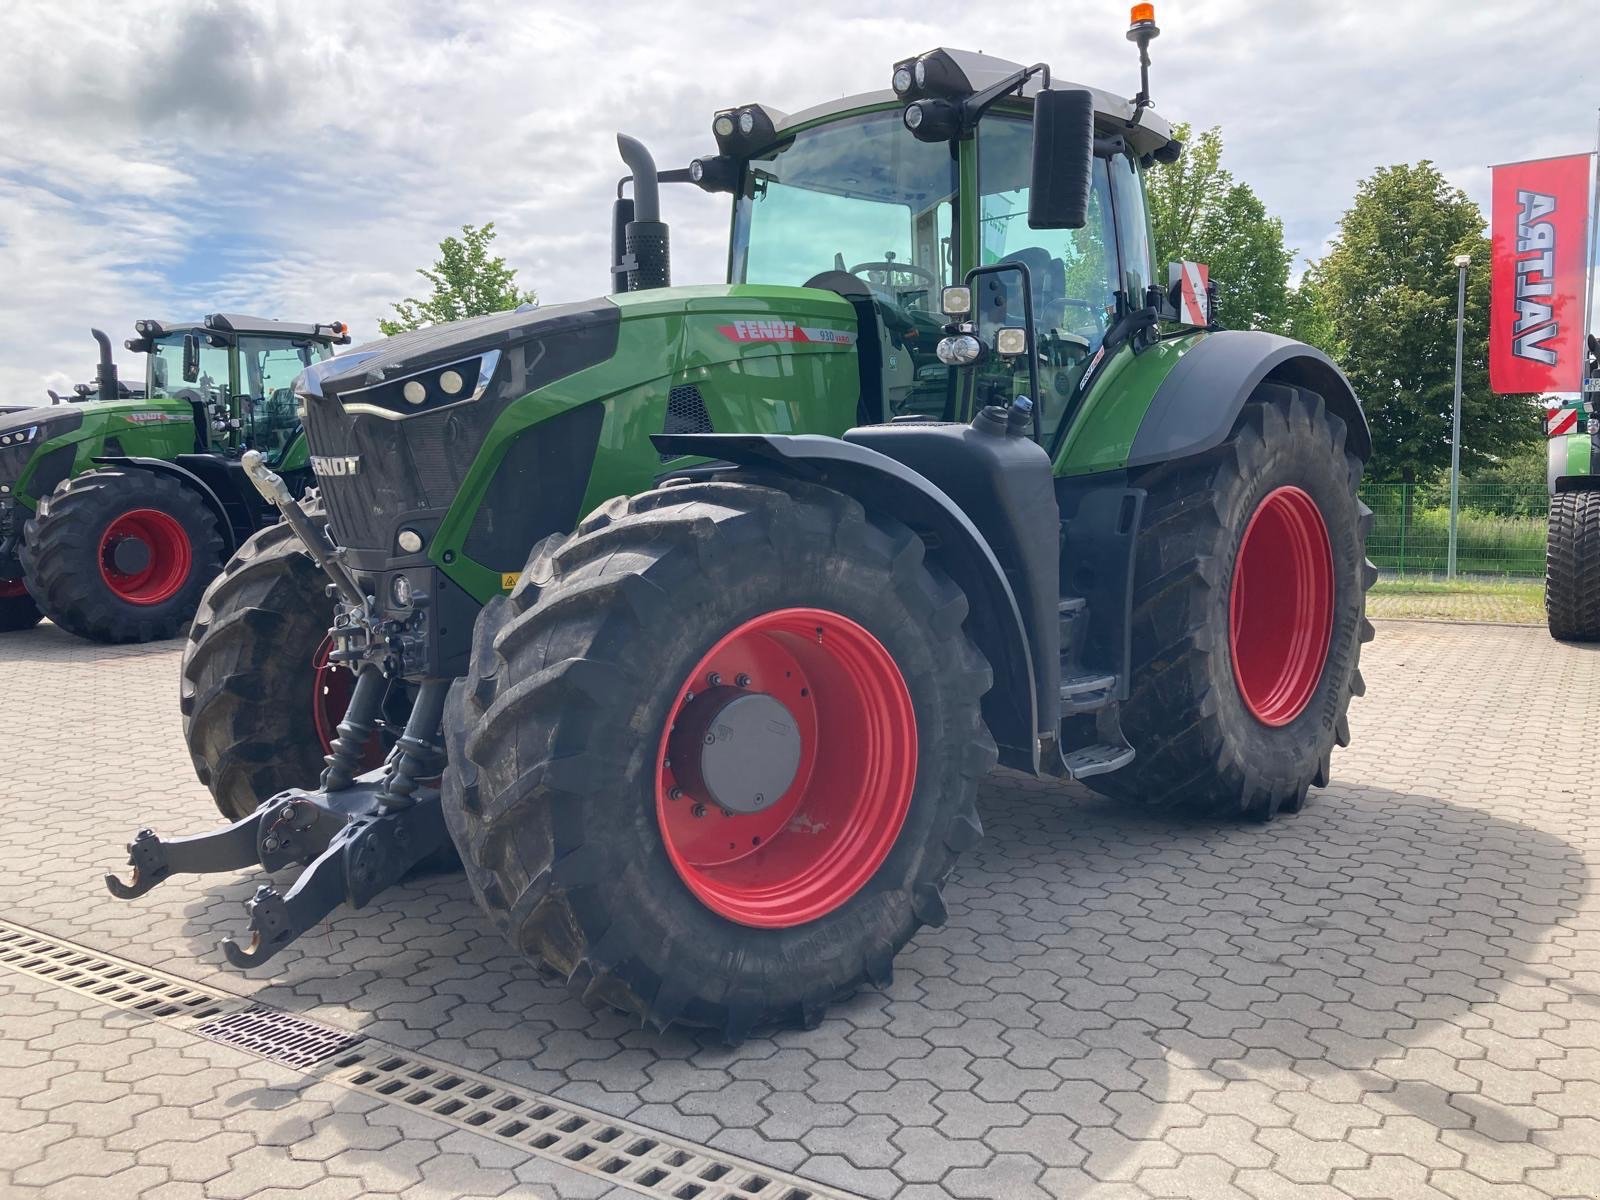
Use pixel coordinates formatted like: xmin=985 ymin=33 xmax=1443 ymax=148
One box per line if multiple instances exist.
xmin=110 ymin=11 xmax=1376 ymax=1039
xmin=0 ymin=315 xmax=350 ymax=640
xmin=1545 ymin=333 xmax=1600 ymax=641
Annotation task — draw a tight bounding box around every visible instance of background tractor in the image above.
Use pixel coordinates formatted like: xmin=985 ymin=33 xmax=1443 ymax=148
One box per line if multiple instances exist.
xmin=121 ymin=12 xmax=1374 ymax=1038
xmin=0 ymin=314 xmax=349 ymax=640
xmin=1544 ymin=334 xmax=1600 ymax=641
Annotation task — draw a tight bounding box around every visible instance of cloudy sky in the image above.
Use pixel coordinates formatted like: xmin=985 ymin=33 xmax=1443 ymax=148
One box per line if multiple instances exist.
xmin=0 ymin=0 xmax=1594 ymax=399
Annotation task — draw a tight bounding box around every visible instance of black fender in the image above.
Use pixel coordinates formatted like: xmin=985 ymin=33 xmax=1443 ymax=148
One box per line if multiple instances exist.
xmin=654 ymin=431 xmax=1042 ymax=773
xmin=91 ymin=456 xmax=246 ymax=552
xmin=1128 ymin=331 xmax=1372 ymax=468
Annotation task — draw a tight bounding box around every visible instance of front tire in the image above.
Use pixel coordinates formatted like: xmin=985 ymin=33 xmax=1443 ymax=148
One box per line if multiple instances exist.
xmin=20 ymin=468 xmax=225 ymax=644
xmin=0 ymin=577 xmax=40 ymax=632
xmin=1546 ymin=490 xmax=1600 ymax=642
xmin=181 ymin=496 xmax=346 ymax=820
xmin=442 ymin=476 xmax=995 ymax=1038
xmin=1090 ymin=383 xmax=1375 ymax=819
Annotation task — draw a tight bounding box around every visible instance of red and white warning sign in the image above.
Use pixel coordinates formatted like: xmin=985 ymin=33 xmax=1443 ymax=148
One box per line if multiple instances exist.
xmin=1167 ymin=261 xmax=1210 ymax=327
xmin=1545 ymin=404 xmax=1581 ymax=437
xmin=717 ymin=320 xmax=856 ymax=346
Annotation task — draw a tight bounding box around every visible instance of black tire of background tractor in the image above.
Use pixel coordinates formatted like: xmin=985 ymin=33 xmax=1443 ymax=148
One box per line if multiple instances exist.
xmin=180 ymin=494 xmax=334 ymax=820
xmin=1085 ymin=383 xmax=1376 ymax=821
xmin=20 ymin=468 xmax=225 ymax=644
xmin=441 ymin=476 xmax=996 ymax=1039
xmin=1545 ymin=490 xmax=1600 ymax=642
xmin=0 ymin=584 xmax=41 ymax=632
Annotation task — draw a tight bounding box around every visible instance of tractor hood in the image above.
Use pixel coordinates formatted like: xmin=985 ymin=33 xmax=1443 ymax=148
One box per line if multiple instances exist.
xmin=0 ymin=405 xmax=83 ymax=439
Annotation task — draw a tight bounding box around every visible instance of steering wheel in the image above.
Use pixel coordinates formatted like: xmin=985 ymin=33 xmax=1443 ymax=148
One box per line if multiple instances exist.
xmin=849 ymin=260 xmax=939 ymax=289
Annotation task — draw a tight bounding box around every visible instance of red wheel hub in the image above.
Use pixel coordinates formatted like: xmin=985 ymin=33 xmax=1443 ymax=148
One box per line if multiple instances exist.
xmin=655 ymin=607 xmax=917 ymax=929
xmin=98 ymin=508 xmax=191 ymax=605
xmin=1229 ymin=486 xmax=1335 ymax=726
xmin=0 ymin=576 xmax=27 ymax=599
xmin=310 ymin=634 xmax=386 ymax=769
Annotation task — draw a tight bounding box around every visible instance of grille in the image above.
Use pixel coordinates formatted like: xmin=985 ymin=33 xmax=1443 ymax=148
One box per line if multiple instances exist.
xmin=0 ymin=918 xmax=860 ymax=1200
xmin=660 ymin=385 xmax=714 ymax=461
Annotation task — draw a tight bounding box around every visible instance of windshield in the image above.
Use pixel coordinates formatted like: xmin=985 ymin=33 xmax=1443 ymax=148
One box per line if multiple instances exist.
xmin=733 ymin=109 xmax=958 ymax=313
xmin=147 ymin=332 xmax=229 ymax=403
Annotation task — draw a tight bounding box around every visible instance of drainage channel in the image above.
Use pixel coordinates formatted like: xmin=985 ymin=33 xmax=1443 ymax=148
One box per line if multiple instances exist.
xmin=0 ymin=919 xmax=861 ymax=1200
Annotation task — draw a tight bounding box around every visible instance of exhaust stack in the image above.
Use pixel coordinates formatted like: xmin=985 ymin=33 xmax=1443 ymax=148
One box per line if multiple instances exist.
xmin=90 ymin=329 xmax=119 ymax=402
xmin=614 ymin=134 xmax=671 ymax=292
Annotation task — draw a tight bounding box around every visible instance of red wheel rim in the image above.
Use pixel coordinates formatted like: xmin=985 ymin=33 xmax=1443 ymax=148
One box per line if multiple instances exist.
xmin=0 ymin=576 xmax=27 ymax=599
xmin=310 ymin=634 xmax=386 ymax=769
xmin=655 ymin=607 xmax=917 ymax=929
xmin=1229 ymin=486 xmax=1335 ymax=726
xmin=98 ymin=508 xmax=191 ymax=605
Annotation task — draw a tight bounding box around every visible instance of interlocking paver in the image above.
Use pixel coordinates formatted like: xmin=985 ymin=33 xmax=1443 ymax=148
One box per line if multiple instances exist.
xmin=1 ymin=617 xmax=1598 ymax=1198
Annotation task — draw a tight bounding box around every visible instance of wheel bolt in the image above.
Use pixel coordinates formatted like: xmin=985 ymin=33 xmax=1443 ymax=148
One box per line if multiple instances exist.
xmin=669 ymin=787 xmax=682 ymax=800
xmin=735 ymin=673 xmax=751 ymax=688
xmin=708 ymin=672 xmax=722 ymax=686
xmin=691 ymin=804 xmax=707 ymax=819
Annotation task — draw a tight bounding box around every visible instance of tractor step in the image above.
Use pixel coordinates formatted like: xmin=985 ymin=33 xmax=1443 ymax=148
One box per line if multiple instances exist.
xmin=1059 ymin=671 xmax=1117 ymax=711
xmin=1060 ymin=741 xmax=1136 ymax=779
xmin=104 ymin=773 xmax=450 ymax=970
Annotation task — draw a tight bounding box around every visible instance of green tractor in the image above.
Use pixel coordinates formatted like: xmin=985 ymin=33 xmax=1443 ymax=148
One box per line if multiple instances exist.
xmin=1544 ymin=335 xmax=1600 ymax=641
xmin=0 ymin=315 xmax=350 ymax=641
xmin=111 ymin=16 xmax=1375 ymax=1038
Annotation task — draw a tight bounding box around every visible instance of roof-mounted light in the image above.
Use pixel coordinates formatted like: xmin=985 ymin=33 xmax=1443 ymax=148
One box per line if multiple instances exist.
xmin=904 ymin=98 xmax=962 ymax=142
xmin=711 ymin=105 xmax=781 ymax=157
xmin=689 ymin=155 xmax=740 ymax=194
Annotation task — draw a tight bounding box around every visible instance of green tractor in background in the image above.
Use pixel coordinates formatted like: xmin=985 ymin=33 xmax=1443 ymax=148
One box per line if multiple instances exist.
xmin=114 ymin=13 xmax=1375 ymax=1038
xmin=0 ymin=314 xmax=349 ymax=641
xmin=1544 ymin=334 xmax=1600 ymax=641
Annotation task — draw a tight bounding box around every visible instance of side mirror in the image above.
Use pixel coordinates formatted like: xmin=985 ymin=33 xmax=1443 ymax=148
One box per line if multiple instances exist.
xmin=182 ymin=334 xmax=200 ymax=383
xmin=1028 ymin=88 xmax=1094 ymax=230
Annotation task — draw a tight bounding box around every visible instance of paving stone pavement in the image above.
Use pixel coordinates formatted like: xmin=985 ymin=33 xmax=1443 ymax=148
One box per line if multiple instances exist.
xmin=1 ymin=617 xmax=1598 ymax=1199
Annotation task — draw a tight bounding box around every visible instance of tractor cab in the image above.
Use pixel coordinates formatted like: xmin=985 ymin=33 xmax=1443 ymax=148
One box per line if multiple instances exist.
xmin=129 ymin=314 xmax=350 ymax=464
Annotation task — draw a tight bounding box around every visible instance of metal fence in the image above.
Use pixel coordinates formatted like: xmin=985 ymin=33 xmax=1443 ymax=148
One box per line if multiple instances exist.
xmin=1358 ymin=483 xmax=1547 ymax=577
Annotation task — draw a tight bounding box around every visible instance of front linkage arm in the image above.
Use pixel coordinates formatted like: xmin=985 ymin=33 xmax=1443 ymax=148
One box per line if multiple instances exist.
xmin=103 ymin=458 xmax=454 ymax=969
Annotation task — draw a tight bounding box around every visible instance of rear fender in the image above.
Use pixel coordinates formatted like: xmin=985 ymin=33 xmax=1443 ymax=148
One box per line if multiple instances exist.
xmin=1128 ymin=330 xmax=1371 ymax=467
xmin=1549 ymin=427 xmax=1597 ymax=493
xmin=654 ymin=431 xmax=1041 ymax=772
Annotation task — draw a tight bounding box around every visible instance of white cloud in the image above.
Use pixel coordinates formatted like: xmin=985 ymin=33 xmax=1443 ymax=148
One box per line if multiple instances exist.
xmin=0 ymin=0 xmax=1594 ymax=401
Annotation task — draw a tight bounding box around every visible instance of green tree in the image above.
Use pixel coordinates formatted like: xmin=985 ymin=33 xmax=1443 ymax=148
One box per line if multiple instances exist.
xmin=1146 ymin=123 xmax=1292 ymax=332
xmin=379 ymin=223 xmax=536 ymax=335
xmin=1302 ymin=161 xmax=1539 ymax=485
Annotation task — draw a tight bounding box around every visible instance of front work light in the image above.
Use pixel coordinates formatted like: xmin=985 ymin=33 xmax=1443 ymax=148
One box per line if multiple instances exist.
xmin=941 ymin=286 xmax=972 ymax=315
xmin=936 ymin=334 xmax=984 ymax=366
xmin=904 ymin=98 xmax=962 ymax=142
xmin=689 ymin=155 xmax=740 ymax=194
xmin=996 ymin=327 xmax=1029 ymax=357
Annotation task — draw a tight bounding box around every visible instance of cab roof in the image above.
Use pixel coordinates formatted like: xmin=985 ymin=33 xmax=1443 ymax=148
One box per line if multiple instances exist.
xmin=138 ymin=314 xmax=347 ymax=342
xmin=751 ymin=49 xmax=1175 ymax=158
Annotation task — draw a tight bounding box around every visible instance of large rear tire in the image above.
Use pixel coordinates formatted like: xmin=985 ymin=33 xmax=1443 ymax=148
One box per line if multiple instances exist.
xmin=181 ymin=495 xmax=359 ymax=820
xmin=442 ymin=476 xmax=995 ymax=1038
xmin=20 ymin=468 xmax=225 ymax=644
xmin=1088 ymin=383 xmax=1375 ymax=819
xmin=1545 ymin=490 xmax=1600 ymax=642
xmin=0 ymin=577 xmax=40 ymax=632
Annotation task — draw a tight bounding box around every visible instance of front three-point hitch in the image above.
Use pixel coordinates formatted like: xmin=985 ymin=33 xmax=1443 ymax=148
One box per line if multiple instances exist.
xmin=103 ymin=453 xmax=455 ymax=968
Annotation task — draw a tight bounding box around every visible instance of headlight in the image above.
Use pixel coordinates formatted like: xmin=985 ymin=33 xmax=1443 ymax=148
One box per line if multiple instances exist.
xmin=332 ymin=350 xmax=502 ymax=420
xmin=892 ymin=66 xmax=913 ymax=94
xmin=390 ymin=574 xmax=413 ymax=608
xmin=0 ymin=426 xmax=37 ymax=448
xmin=936 ymin=334 xmax=983 ymax=366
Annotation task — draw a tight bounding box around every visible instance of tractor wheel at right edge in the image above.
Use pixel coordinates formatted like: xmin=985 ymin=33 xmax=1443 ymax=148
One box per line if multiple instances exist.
xmin=1545 ymin=490 xmax=1600 ymax=642
xmin=1087 ymin=382 xmax=1376 ymax=820
xmin=441 ymin=476 xmax=995 ymax=1038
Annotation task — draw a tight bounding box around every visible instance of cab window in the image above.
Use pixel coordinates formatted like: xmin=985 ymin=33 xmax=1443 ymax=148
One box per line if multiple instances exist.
xmin=977 ymin=116 xmax=1118 ymax=443
xmin=148 ymin=334 xmax=230 ymax=403
xmin=238 ymin=337 xmax=322 ymax=462
xmin=1108 ymin=151 xmax=1154 ymax=300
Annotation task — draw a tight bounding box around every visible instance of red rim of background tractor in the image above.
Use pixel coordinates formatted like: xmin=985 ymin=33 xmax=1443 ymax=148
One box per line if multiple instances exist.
xmin=655 ymin=607 xmax=917 ymax=929
xmin=1228 ymin=485 xmax=1335 ymax=727
xmin=0 ymin=576 xmax=27 ymax=599
xmin=97 ymin=508 xmax=192 ymax=605
xmin=310 ymin=634 xmax=388 ymax=770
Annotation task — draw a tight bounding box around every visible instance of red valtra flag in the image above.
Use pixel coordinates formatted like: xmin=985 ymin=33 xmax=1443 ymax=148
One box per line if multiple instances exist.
xmin=1489 ymin=153 xmax=1593 ymax=394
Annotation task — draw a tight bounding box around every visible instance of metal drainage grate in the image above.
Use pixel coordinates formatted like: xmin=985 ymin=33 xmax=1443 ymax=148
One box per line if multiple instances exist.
xmin=0 ymin=920 xmax=237 ymax=1022
xmin=320 ymin=1043 xmax=847 ymax=1200
xmin=195 ymin=1005 xmax=366 ymax=1070
xmin=0 ymin=919 xmax=862 ymax=1200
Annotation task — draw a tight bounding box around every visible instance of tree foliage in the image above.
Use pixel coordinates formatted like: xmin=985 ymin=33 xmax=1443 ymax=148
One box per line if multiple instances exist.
xmin=1146 ymin=123 xmax=1292 ymax=332
xmin=379 ymin=223 xmax=536 ymax=336
xmin=1299 ymin=162 xmax=1539 ymax=483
